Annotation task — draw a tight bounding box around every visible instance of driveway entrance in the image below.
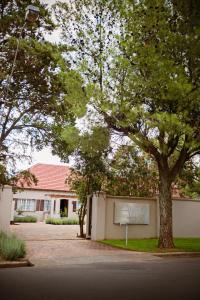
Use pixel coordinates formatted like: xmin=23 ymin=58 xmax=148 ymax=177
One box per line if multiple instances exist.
xmin=11 ymin=222 xmax=80 ymax=241
xmin=11 ymin=223 xmax=159 ymax=267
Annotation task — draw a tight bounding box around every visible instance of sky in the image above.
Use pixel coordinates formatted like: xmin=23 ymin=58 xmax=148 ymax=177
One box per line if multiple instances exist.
xmin=30 ymin=148 xmax=66 ymax=165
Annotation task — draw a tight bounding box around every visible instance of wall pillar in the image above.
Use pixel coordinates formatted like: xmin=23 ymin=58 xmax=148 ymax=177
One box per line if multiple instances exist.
xmin=0 ymin=185 xmax=13 ymax=233
xmin=50 ymin=199 xmax=55 ymax=217
xmin=55 ymin=199 xmax=60 ymax=218
xmin=91 ymin=192 xmax=106 ymax=241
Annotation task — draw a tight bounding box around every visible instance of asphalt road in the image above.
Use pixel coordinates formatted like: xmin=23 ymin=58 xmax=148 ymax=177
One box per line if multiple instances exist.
xmin=0 ymin=257 xmax=200 ymax=300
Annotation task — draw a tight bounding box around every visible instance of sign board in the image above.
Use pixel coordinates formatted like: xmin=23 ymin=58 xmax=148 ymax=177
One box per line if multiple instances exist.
xmin=114 ymin=202 xmax=150 ymax=225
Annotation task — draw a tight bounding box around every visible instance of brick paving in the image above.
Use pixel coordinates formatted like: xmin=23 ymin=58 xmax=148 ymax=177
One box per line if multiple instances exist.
xmin=11 ymin=223 xmax=160 ymax=267
xmin=11 ymin=222 xmax=80 ymax=241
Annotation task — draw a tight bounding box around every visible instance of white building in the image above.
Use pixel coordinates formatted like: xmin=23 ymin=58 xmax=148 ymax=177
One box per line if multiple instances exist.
xmin=13 ymin=164 xmax=79 ymax=221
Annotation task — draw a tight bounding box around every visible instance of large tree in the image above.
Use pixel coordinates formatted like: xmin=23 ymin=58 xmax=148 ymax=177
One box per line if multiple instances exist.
xmin=55 ymin=0 xmax=200 ymax=248
xmin=0 ymin=0 xmax=84 ymax=183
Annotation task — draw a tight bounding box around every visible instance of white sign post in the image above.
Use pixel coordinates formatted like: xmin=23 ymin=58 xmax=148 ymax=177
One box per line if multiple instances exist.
xmin=120 ymin=222 xmax=128 ymax=246
xmin=125 ymin=223 xmax=128 ymax=246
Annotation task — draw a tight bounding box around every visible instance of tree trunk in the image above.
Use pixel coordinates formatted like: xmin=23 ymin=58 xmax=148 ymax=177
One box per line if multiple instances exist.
xmin=158 ymin=174 xmax=175 ymax=248
xmin=79 ymin=215 xmax=84 ymax=237
xmin=78 ymin=198 xmax=87 ymax=238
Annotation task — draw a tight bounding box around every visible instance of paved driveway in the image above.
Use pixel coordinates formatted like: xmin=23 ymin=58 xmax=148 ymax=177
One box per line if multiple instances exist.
xmin=11 ymin=223 xmax=159 ymax=266
xmin=11 ymin=222 xmax=80 ymax=241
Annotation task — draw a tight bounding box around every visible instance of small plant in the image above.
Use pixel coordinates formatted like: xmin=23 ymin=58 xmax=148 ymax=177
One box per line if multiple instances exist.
xmin=60 ymin=207 xmax=68 ymax=218
xmin=16 ymin=208 xmax=23 ymax=216
xmin=45 ymin=217 xmax=79 ymax=225
xmin=14 ymin=216 xmax=37 ymax=223
xmin=0 ymin=231 xmax=26 ymax=261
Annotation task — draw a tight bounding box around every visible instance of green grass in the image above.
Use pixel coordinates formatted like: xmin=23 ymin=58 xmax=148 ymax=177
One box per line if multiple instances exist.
xmin=0 ymin=231 xmax=26 ymax=261
xmin=14 ymin=215 xmax=37 ymax=223
xmin=101 ymin=238 xmax=200 ymax=252
xmin=45 ymin=217 xmax=79 ymax=225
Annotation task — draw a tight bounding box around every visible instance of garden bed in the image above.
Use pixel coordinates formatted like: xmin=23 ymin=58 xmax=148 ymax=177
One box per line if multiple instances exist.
xmin=45 ymin=217 xmax=79 ymax=225
xmin=14 ymin=216 xmax=37 ymax=223
xmin=0 ymin=231 xmax=26 ymax=261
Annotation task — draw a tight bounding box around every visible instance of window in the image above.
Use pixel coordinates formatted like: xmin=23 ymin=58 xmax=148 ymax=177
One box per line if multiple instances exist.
xmin=44 ymin=200 xmax=51 ymax=212
xmin=36 ymin=200 xmax=44 ymax=211
xmin=17 ymin=199 xmax=36 ymax=212
xmin=72 ymin=201 xmax=77 ymax=212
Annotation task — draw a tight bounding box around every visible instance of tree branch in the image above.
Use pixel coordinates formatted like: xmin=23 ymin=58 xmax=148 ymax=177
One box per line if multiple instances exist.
xmin=170 ymin=147 xmax=189 ymax=182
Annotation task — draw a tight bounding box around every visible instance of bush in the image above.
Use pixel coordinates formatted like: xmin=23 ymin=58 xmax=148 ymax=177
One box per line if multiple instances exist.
xmin=14 ymin=216 xmax=37 ymax=223
xmin=45 ymin=217 xmax=79 ymax=225
xmin=0 ymin=232 xmax=26 ymax=261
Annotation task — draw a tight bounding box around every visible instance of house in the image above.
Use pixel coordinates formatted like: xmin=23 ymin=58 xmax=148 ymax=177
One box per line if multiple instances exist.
xmin=13 ymin=164 xmax=79 ymax=221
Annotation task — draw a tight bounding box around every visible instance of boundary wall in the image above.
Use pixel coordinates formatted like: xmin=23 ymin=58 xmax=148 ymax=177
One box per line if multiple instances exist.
xmin=87 ymin=193 xmax=200 ymax=240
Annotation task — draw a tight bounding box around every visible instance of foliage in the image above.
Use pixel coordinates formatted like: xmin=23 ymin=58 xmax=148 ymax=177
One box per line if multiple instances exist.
xmin=64 ymin=126 xmax=111 ymax=237
xmin=0 ymin=168 xmax=38 ymax=190
xmin=14 ymin=215 xmax=37 ymax=223
xmin=102 ymin=238 xmax=200 ymax=252
xmin=51 ymin=124 xmax=111 ymax=236
xmin=178 ymin=161 xmax=200 ymax=199
xmin=45 ymin=217 xmax=79 ymax=225
xmin=60 ymin=207 xmax=68 ymax=218
xmin=55 ymin=0 xmax=200 ymax=248
xmin=0 ymin=231 xmax=26 ymax=261
xmin=0 ymin=0 xmax=84 ymax=184
xmin=107 ymin=145 xmax=158 ymax=197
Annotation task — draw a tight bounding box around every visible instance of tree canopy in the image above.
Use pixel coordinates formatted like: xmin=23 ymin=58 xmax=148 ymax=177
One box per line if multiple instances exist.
xmin=0 ymin=0 xmax=84 ymax=184
xmin=107 ymin=145 xmax=158 ymax=197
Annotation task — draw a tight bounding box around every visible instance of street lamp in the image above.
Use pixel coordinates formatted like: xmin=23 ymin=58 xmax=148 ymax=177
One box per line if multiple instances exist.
xmin=25 ymin=5 xmax=40 ymax=22
xmin=1 ymin=5 xmax=40 ymax=105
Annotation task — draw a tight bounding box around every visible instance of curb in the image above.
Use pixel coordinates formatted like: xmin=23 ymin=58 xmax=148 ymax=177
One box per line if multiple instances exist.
xmin=154 ymin=252 xmax=200 ymax=258
xmin=0 ymin=259 xmax=34 ymax=268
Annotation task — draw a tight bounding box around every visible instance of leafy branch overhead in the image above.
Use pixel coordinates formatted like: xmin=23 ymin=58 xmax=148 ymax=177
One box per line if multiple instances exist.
xmin=0 ymin=0 xmax=85 ymax=182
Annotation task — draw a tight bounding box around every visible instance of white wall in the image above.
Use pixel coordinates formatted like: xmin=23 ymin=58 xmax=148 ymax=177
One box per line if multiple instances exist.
xmin=173 ymin=199 xmax=200 ymax=237
xmin=90 ymin=193 xmax=158 ymax=240
xmin=90 ymin=193 xmax=106 ymax=240
xmin=0 ymin=186 xmax=13 ymax=233
xmin=89 ymin=194 xmax=200 ymax=240
xmin=105 ymin=196 xmax=158 ymax=240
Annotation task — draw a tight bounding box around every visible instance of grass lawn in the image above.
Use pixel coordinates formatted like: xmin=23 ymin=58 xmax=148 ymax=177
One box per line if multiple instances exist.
xmin=101 ymin=238 xmax=200 ymax=252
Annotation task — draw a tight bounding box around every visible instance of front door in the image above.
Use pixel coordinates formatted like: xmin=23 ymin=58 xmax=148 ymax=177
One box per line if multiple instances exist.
xmin=60 ymin=199 xmax=68 ymax=217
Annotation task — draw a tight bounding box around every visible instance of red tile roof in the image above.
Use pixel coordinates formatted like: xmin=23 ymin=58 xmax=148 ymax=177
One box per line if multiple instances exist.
xmin=17 ymin=164 xmax=72 ymax=192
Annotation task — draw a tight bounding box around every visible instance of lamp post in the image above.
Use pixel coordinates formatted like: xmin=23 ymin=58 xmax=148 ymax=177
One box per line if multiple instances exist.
xmin=25 ymin=5 xmax=40 ymax=22
xmin=2 ymin=5 xmax=40 ymax=104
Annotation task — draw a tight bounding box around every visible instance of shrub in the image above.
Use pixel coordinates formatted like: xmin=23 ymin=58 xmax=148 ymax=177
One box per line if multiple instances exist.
xmin=45 ymin=217 xmax=79 ymax=225
xmin=14 ymin=216 xmax=37 ymax=223
xmin=0 ymin=232 xmax=26 ymax=261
